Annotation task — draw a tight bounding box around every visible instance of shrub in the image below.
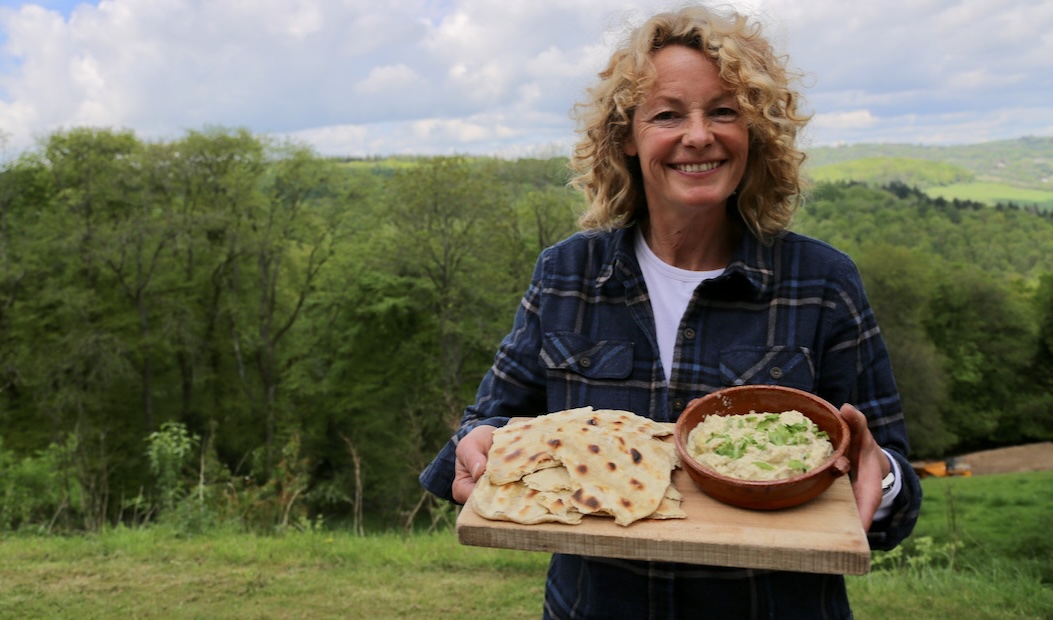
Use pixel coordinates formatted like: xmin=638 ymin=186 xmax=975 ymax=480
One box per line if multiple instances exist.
xmin=0 ymin=434 xmax=82 ymax=533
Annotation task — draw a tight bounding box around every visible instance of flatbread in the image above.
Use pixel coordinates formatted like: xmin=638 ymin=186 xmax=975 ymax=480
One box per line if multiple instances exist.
xmin=473 ymin=407 xmax=684 ymax=527
xmin=485 ymin=406 xmax=592 ymax=485
xmin=522 ymin=466 xmax=574 ymax=492
xmin=652 ymin=483 xmax=688 ymax=520
xmin=557 ymin=423 xmax=680 ymax=525
xmin=469 ymin=472 xmax=583 ymax=525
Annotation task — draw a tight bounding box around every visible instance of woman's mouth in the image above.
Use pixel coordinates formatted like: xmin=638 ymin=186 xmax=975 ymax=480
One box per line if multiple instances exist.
xmin=673 ymin=162 xmax=721 ymax=173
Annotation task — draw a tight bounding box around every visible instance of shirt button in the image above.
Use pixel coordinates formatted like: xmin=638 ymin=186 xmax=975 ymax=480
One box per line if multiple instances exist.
xmin=683 ymin=328 xmax=696 ymax=340
xmin=672 ymin=399 xmax=685 ymax=412
xmin=579 ymin=357 xmax=592 ymax=368
xmin=769 ymin=367 xmax=784 ymax=379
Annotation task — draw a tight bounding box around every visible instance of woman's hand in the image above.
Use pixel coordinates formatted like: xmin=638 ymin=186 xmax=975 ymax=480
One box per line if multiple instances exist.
xmin=452 ymin=425 xmax=495 ymax=504
xmin=840 ymin=403 xmax=892 ymax=530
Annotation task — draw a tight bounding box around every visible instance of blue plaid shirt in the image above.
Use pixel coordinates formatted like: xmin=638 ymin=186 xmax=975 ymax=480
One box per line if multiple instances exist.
xmin=420 ymin=224 xmax=921 ymax=619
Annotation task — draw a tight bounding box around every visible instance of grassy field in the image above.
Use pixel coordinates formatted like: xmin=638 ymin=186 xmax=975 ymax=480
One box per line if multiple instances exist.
xmin=922 ymin=182 xmax=1053 ymax=211
xmin=1 ymin=472 xmax=1051 ymax=619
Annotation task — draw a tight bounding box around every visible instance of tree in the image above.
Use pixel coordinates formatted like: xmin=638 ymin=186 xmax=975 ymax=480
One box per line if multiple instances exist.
xmin=161 ymin=127 xmax=266 ymax=446
xmin=227 ymin=139 xmax=345 ymax=469
xmin=1018 ymin=274 xmax=1053 ymax=440
xmin=382 ymin=158 xmax=522 ymax=428
xmin=13 ymin=128 xmax=147 ymax=528
xmin=97 ymin=140 xmax=182 ymax=433
xmin=856 ymin=243 xmax=954 ymax=457
xmin=923 ymin=266 xmax=1037 ymax=451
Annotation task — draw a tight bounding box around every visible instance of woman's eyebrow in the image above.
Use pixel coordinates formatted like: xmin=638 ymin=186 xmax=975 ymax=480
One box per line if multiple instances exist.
xmin=643 ymin=91 xmax=737 ymax=108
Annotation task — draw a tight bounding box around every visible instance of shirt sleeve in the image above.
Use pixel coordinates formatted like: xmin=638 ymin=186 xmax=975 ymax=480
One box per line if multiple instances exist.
xmin=868 ymin=447 xmax=923 ymax=550
xmin=817 ymin=253 xmax=922 ymax=551
xmin=871 ymin=449 xmax=903 ymax=521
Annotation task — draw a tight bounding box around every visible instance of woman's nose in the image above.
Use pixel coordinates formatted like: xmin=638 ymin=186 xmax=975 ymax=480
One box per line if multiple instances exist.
xmin=682 ymin=114 xmax=713 ymax=147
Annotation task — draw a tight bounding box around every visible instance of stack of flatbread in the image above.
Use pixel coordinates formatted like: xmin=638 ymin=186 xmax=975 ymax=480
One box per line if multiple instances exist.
xmin=469 ymin=407 xmax=685 ymax=527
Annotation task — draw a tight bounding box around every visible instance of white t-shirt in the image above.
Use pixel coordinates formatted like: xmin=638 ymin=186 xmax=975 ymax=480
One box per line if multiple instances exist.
xmin=634 ymin=228 xmax=724 ymax=381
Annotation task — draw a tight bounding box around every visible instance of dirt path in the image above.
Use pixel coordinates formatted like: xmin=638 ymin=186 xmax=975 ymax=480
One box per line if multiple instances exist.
xmin=952 ymin=442 xmax=1053 ymax=475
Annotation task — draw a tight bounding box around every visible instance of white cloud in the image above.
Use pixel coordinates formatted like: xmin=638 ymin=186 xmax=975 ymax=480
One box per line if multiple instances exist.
xmin=285 ymin=122 xmax=370 ymax=154
xmin=811 ymin=110 xmax=879 ymax=131
xmin=355 ymin=63 xmax=421 ymax=94
xmin=0 ymin=0 xmax=1051 ymax=158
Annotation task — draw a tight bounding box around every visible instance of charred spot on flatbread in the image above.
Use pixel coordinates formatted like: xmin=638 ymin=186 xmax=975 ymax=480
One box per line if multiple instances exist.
xmin=571 ymin=488 xmax=602 ymax=512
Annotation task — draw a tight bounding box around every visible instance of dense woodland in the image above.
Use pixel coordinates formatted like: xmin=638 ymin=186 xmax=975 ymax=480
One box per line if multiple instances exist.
xmin=1 ymin=127 xmax=1052 ymax=534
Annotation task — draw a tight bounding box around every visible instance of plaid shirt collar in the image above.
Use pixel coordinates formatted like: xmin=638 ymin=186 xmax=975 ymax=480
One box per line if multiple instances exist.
xmin=601 ymin=219 xmax=776 ymax=300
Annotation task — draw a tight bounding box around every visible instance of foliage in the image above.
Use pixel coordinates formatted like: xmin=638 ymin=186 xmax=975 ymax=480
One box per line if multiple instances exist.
xmin=1 ymin=126 xmax=1052 ymax=532
xmin=870 ymin=535 xmax=963 ymax=572
xmin=796 ymin=181 xmax=1053 ymax=456
xmin=146 ymin=421 xmax=199 ymax=511
xmin=0 ymin=434 xmax=81 ymax=533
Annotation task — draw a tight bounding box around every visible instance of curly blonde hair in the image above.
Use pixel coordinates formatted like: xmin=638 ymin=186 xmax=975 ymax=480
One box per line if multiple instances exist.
xmin=570 ymin=5 xmax=810 ymax=241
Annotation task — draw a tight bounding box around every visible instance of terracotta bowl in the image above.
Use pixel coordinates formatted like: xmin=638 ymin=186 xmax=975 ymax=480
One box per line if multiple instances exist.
xmin=674 ymin=385 xmax=852 ymax=510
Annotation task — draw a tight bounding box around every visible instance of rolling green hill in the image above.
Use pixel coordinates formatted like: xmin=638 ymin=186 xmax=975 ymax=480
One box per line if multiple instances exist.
xmin=805 ymin=136 xmax=1053 ymax=211
xmin=806 ymin=157 xmax=974 ymax=188
xmin=806 ymin=136 xmax=1053 ymax=189
xmin=926 ymin=182 xmax=1053 ymax=211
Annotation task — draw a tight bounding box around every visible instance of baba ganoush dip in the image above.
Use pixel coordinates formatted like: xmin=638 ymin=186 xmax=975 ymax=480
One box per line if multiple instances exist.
xmin=685 ymin=410 xmax=833 ymax=481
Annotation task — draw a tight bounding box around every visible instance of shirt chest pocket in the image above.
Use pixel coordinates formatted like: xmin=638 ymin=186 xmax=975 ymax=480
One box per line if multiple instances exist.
xmin=719 ymin=346 xmax=815 ymax=391
xmin=540 ymin=332 xmax=634 ymax=379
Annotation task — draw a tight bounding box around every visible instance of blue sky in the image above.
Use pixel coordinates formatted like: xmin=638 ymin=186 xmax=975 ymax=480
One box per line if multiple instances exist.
xmin=0 ymin=0 xmax=80 ymax=14
xmin=1 ymin=0 xmax=1051 ymax=158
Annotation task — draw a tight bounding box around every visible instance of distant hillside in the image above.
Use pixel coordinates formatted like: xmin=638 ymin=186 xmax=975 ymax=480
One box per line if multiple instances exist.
xmin=805 ymin=136 xmax=1053 ymax=190
xmin=807 ymin=157 xmax=974 ymax=188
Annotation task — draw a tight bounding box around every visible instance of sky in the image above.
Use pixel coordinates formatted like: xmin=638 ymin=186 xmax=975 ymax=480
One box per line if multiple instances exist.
xmin=1 ymin=0 xmax=1051 ymax=158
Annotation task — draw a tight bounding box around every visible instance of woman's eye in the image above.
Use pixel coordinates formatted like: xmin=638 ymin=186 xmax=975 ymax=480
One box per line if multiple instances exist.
xmin=712 ymin=107 xmax=739 ymax=120
xmin=651 ymin=111 xmax=679 ymax=122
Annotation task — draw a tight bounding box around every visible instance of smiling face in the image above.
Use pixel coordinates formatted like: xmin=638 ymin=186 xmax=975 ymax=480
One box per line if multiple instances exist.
xmin=624 ymin=45 xmax=749 ymax=220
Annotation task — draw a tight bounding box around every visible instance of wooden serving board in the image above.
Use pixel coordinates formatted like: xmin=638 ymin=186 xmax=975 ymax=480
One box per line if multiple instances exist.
xmin=456 ymin=428 xmax=871 ymax=575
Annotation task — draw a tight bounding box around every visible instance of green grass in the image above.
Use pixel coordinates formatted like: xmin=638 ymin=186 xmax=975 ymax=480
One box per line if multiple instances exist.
xmin=0 ymin=528 xmax=551 ymax=619
xmin=1 ymin=472 xmax=1052 ymax=619
xmin=924 ymin=182 xmax=1053 ymax=211
xmin=907 ymin=471 xmax=1053 ymax=581
xmin=848 ymin=562 xmax=1053 ymax=620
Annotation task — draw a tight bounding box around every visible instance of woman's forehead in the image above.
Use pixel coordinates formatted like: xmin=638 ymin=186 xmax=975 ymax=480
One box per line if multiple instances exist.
xmin=636 ymin=46 xmax=734 ymax=103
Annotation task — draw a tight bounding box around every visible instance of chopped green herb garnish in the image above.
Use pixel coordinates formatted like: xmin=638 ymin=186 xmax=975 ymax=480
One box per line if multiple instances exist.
xmin=715 ymin=440 xmax=747 ymax=459
xmin=768 ymin=425 xmax=791 ymax=445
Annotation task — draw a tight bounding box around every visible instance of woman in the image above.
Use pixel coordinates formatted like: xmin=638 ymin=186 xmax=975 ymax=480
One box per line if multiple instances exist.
xmin=420 ymin=5 xmax=921 ymax=618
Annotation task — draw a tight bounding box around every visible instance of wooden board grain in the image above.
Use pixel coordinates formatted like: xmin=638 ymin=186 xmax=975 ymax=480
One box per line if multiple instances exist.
xmin=456 ymin=428 xmax=871 ymax=575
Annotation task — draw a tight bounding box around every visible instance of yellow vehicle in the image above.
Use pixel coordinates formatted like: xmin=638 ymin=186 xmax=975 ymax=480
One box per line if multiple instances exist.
xmin=911 ymin=457 xmax=973 ymax=478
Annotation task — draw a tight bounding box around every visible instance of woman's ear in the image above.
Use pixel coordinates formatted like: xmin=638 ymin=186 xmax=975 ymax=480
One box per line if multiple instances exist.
xmin=623 ymin=135 xmax=637 ymax=157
